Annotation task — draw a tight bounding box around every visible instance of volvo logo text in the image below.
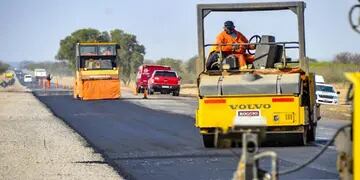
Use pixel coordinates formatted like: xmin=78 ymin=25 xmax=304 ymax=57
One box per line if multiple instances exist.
xmin=229 ymin=104 xmax=271 ymax=110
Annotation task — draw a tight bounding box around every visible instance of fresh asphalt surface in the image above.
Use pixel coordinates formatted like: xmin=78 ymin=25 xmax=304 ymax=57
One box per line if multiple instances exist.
xmin=18 ymin=74 xmax=348 ymax=180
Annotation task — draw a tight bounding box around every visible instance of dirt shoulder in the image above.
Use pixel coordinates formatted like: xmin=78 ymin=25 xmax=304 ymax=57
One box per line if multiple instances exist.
xmin=0 ymin=84 xmax=121 ymax=179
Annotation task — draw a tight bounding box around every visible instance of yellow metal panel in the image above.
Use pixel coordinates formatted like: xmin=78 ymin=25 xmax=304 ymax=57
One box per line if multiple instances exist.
xmin=196 ymin=96 xmax=303 ymax=133
xmin=74 ymin=71 xmax=83 ymax=98
xmin=80 ymin=69 xmax=119 ymax=75
xmin=345 ymin=72 xmax=360 ymax=180
xmin=4 ymin=72 xmax=14 ymax=78
xmin=299 ymin=106 xmax=305 ymax=125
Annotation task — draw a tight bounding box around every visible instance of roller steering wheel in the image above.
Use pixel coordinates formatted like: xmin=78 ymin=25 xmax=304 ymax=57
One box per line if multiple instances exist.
xmin=247 ymin=35 xmax=261 ymax=55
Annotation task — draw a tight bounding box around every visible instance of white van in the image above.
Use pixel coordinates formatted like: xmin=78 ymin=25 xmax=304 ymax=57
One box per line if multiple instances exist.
xmin=34 ymin=69 xmax=47 ymax=80
xmin=315 ymin=83 xmax=339 ymax=105
xmin=24 ymin=74 xmax=33 ymax=83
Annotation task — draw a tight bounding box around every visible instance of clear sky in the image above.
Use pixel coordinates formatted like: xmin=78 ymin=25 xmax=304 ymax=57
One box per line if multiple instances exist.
xmin=0 ymin=0 xmax=358 ymax=63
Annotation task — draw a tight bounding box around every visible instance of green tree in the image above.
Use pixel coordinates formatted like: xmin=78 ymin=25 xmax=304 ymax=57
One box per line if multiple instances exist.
xmin=56 ymin=28 xmax=145 ymax=85
xmin=55 ymin=28 xmax=109 ymax=68
xmin=0 ymin=60 xmax=10 ymax=74
xmin=153 ymin=56 xmax=199 ymax=84
xmin=186 ymin=56 xmax=198 ymax=75
xmin=156 ymin=58 xmax=183 ymax=73
xmin=110 ymin=29 xmax=145 ymax=85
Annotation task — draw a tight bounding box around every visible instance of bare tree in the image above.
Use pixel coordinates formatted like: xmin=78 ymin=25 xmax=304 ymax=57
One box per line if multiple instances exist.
xmin=333 ymin=52 xmax=360 ymax=65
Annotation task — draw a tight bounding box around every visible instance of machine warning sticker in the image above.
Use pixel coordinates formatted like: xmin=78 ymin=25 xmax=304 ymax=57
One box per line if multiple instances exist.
xmin=237 ymin=110 xmax=260 ymax=117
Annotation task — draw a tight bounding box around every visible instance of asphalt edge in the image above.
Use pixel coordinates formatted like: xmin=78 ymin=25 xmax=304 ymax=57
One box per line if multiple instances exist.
xmin=30 ymin=92 xmax=134 ymax=180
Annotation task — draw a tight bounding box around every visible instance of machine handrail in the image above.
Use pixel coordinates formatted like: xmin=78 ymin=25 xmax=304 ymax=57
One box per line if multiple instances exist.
xmin=204 ymin=41 xmax=299 ymax=48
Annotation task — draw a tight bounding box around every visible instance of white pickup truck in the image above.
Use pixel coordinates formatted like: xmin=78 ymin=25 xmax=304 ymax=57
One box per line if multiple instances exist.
xmin=34 ymin=69 xmax=47 ymax=81
xmin=315 ymin=75 xmax=340 ymax=105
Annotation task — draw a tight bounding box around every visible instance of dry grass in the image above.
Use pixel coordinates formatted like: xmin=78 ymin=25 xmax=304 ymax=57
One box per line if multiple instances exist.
xmin=180 ymin=84 xmax=198 ymax=96
xmin=320 ymin=83 xmax=352 ymax=121
xmin=310 ymin=62 xmax=360 ymax=83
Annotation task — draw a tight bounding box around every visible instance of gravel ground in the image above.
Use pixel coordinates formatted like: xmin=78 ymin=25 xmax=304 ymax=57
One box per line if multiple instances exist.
xmin=0 ymin=79 xmax=121 ymax=179
xmin=0 ymin=76 xmax=28 ymax=93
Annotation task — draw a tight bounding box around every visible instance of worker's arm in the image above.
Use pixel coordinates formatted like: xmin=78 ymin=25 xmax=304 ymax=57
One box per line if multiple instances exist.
xmin=215 ymin=32 xmax=233 ymax=52
xmin=241 ymin=33 xmax=256 ymax=50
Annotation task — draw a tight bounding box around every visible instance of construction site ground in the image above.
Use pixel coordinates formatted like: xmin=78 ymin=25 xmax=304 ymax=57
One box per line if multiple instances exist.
xmin=0 ymin=77 xmax=122 ymax=179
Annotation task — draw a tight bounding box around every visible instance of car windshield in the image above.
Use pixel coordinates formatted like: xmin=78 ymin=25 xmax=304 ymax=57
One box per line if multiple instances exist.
xmin=25 ymin=75 xmax=31 ymax=78
xmin=154 ymin=71 xmax=177 ymax=77
xmin=316 ymin=85 xmax=335 ymax=93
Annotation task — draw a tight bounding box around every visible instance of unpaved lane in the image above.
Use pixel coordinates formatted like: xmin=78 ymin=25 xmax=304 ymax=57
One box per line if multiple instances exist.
xmin=0 ymin=91 xmax=121 ymax=179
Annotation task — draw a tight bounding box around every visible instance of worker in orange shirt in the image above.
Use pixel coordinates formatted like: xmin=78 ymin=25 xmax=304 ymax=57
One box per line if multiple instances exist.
xmin=46 ymin=74 xmax=52 ymax=89
xmin=206 ymin=21 xmax=255 ymax=70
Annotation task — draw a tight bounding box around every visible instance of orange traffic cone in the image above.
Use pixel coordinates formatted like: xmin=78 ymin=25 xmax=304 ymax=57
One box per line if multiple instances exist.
xmin=143 ymin=88 xmax=148 ymax=99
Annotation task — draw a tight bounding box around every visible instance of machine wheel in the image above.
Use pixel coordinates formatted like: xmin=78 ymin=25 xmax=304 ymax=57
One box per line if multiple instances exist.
xmin=172 ymin=91 xmax=180 ymax=96
xmin=73 ymin=83 xmax=77 ymax=99
xmin=136 ymin=87 xmax=141 ymax=94
xmin=148 ymin=88 xmax=154 ymax=95
xmin=247 ymin=35 xmax=262 ymax=55
xmin=307 ymin=123 xmax=317 ymax=142
xmin=202 ymin=134 xmax=215 ymax=148
xmin=74 ymin=94 xmax=81 ymax=100
xmin=295 ymin=126 xmax=308 ymax=146
xmin=215 ymin=138 xmax=232 ymax=148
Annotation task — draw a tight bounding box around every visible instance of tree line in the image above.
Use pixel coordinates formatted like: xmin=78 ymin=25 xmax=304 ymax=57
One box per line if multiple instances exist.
xmin=144 ymin=56 xmax=198 ymax=84
xmin=55 ymin=28 xmax=199 ymax=84
xmin=28 ymin=27 xmax=360 ymax=84
xmin=0 ymin=61 xmax=10 ymax=74
xmin=55 ymin=28 xmax=145 ymax=85
xmin=333 ymin=52 xmax=360 ymax=65
xmin=19 ymin=60 xmax=72 ymax=76
xmin=309 ymin=52 xmax=360 ymax=83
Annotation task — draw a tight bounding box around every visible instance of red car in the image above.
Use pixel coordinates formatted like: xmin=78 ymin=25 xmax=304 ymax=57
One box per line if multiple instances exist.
xmin=136 ymin=64 xmax=171 ymax=93
xmin=148 ymin=70 xmax=181 ymax=96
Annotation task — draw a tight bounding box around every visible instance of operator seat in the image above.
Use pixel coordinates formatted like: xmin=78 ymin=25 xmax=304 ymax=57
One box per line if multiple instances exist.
xmin=206 ymin=52 xmax=239 ymax=71
xmin=253 ymin=35 xmax=283 ymax=69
